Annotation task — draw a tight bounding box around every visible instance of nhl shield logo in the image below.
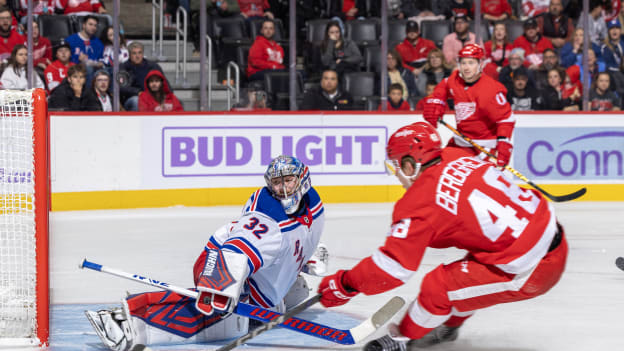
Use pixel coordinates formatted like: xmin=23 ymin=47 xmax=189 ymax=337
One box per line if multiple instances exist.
xmin=455 ymin=102 xmax=476 ymax=122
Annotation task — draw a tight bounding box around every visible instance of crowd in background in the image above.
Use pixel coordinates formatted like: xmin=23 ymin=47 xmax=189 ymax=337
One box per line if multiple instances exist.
xmin=3 ymin=0 xmax=624 ymax=112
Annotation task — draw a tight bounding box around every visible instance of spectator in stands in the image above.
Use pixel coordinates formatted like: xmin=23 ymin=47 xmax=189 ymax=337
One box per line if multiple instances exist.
xmin=29 ymin=21 xmax=52 ymax=71
xmin=442 ymin=13 xmax=479 ymax=65
xmin=120 ymin=41 xmax=165 ymax=111
xmin=247 ymin=18 xmax=284 ymax=81
xmin=100 ymin=26 xmax=130 ymax=67
xmin=0 ymin=0 xmax=19 ymax=29
xmin=0 ymin=44 xmax=45 ymax=89
xmin=479 ymin=0 xmax=512 ymax=22
xmin=231 ymin=80 xmax=271 ymax=111
xmin=535 ymin=0 xmax=574 ymax=49
xmin=91 ymin=69 xmax=112 ymax=111
xmin=139 ymin=70 xmax=184 ymax=112
xmin=539 ymin=67 xmax=565 ymax=109
xmin=415 ymin=48 xmax=452 ymax=95
xmin=507 ymin=66 xmax=544 ymax=110
xmin=44 ymin=40 xmax=74 ymax=92
xmin=327 ymin=0 xmax=365 ymax=22
xmin=18 ymin=1 xmax=54 ymax=23
xmin=601 ymin=18 xmax=624 ymax=72
xmin=66 ymin=14 xmax=104 ymax=85
xmin=590 ymin=71 xmax=621 ymax=110
xmin=320 ymin=21 xmax=362 ymax=75
xmin=49 ymin=64 xmax=100 ymax=111
xmin=560 ymin=28 xmax=602 ymax=68
xmin=545 ymin=67 xmax=580 ymax=110
xmin=440 ymin=0 xmax=473 ymax=19
xmin=578 ymin=0 xmax=607 ymax=45
xmin=520 ymin=0 xmax=550 ymax=18
xmin=483 ymin=21 xmax=513 ymax=78
xmin=379 ymin=83 xmax=411 ymax=111
xmin=415 ymin=79 xmax=449 ymax=110
xmin=300 ymin=69 xmax=354 ymax=110
xmin=0 ymin=6 xmax=24 ymax=62
xmin=499 ymin=47 xmax=528 ymax=90
xmin=395 ymin=21 xmax=436 ymax=76
xmin=385 ymin=49 xmax=418 ymax=98
xmin=533 ymin=48 xmax=561 ymax=90
xmin=56 ymin=0 xmax=107 ymax=15
xmin=561 ymin=65 xmax=582 ymax=110
xmin=512 ymin=17 xmax=553 ymax=69
xmin=238 ymin=0 xmax=273 ymax=19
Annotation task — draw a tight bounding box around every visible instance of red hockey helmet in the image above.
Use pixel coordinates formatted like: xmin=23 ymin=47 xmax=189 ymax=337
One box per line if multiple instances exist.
xmin=386 ymin=122 xmax=442 ymax=166
xmin=458 ymin=44 xmax=485 ymax=60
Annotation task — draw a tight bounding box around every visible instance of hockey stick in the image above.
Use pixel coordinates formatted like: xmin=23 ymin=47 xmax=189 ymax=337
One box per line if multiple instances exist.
xmin=438 ymin=119 xmax=587 ymax=202
xmin=216 ymin=294 xmax=321 ymax=351
xmin=79 ymin=259 xmax=405 ymax=346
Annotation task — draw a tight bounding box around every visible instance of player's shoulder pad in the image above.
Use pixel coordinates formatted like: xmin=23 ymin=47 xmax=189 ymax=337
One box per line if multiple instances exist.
xmin=243 ymin=187 xmax=289 ymax=223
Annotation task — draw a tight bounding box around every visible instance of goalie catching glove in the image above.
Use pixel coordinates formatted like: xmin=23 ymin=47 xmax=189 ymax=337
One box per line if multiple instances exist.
xmin=195 ymin=248 xmax=249 ymax=315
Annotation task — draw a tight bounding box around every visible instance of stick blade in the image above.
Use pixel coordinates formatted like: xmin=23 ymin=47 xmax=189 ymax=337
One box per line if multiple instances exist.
xmin=545 ymin=187 xmax=587 ymax=203
xmin=350 ymin=296 xmax=406 ymax=343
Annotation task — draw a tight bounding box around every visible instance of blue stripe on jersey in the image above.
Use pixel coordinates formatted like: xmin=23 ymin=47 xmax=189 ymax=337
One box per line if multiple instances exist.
xmin=313 ymin=207 xmax=324 ymax=220
xmin=248 ymin=278 xmax=275 ymax=307
xmin=208 ymin=236 xmax=222 ymax=248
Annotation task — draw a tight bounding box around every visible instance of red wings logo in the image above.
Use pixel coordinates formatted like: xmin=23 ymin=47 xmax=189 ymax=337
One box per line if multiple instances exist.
xmin=455 ymin=102 xmax=476 ymax=122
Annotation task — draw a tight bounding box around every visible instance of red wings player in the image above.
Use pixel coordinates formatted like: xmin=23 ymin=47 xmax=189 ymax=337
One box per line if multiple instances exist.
xmin=318 ymin=123 xmax=568 ymax=350
xmin=424 ymin=43 xmax=515 ymax=167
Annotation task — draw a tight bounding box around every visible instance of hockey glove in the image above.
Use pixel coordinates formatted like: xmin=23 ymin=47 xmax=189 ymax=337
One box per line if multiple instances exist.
xmin=318 ymin=270 xmax=358 ymax=308
xmin=495 ymin=138 xmax=513 ymax=167
xmin=195 ymin=248 xmax=249 ymax=316
xmin=422 ymin=98 xmax=446 ymax=127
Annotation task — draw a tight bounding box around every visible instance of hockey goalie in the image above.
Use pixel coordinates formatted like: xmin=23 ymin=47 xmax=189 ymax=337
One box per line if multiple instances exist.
xmin=85 ymin=155 xmax=329 ymax=350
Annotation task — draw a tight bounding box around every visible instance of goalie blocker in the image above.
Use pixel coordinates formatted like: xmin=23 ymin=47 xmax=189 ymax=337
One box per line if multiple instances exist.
xmin=85 ymin=155 xmax=329 ymax=351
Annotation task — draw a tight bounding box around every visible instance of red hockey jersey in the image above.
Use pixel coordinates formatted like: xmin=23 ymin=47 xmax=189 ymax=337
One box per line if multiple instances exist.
xmin=343 ymin=149 xmax=558 ymax=295
xmin=55 ymin=0 xmax=102 ymax=14
xmin=431 ymin=70 xmax=514 ymax=148
xmin=44 ymin=60 xmax=74 ymax=92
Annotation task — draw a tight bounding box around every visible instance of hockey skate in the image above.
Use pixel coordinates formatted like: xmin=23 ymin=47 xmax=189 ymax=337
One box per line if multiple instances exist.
xmin=408 ymin=324 xmax=460 ymax=348
xmin=85 ymin=303 xmax=137 ymax=351
xmin=364 ymin=323 xmax=460 ymax=350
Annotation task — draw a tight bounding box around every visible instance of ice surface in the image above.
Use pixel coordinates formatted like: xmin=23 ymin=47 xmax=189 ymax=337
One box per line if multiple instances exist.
xmin=48 ymin=202 xmax=624 ymax=350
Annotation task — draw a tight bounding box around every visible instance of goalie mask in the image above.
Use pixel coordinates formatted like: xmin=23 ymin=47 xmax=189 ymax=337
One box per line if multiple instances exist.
xmin=265 ymin=155 xmax=311 ymax=215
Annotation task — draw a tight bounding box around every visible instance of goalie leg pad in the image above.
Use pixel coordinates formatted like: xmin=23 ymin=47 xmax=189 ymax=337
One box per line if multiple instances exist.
xmin=283 ymin=274 xmax=311 ymax=310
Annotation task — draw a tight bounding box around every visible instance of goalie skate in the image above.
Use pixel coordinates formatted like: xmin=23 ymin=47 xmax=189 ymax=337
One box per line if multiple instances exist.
xmin=85 ymin=303 xmax=136 ymax=351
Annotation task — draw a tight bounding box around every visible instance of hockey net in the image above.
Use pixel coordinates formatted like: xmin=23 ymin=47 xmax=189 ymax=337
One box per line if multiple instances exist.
xmin=0 ymin=89 xmax=48 ymax=346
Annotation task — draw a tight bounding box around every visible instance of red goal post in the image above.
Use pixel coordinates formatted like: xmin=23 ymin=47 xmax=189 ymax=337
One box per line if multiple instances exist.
xmin=0 ymin=88 xmax=49 ymax=346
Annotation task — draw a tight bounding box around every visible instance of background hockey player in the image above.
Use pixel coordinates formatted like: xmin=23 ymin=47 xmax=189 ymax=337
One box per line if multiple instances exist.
xmin=423 ymin=43 xmax=515 ymax=168
xmin=86 ymin=155 xmax=328 ymax=351
xmin=318 ymin=123 xmax=568 ymax=350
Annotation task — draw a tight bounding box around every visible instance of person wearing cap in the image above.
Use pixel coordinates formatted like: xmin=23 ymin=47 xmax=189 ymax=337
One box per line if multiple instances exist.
xmin=601 ymin=18 xmax=624 ymax=71
xmin=442 ymin=13 xmax=479 ymax=66
xmin=512 ymin=17 xmax=553 ymax=69
xmin=424 ymin=43 xmax=515 ymax=168
xmin=507 ymin=66 xmax=544 ymax=110
xmin=534 ymin=0 xmax=574 ymax=49
xmin=44 ymin=40 xmax=75 ymax=92
xmin=395 ymin=20 xmax=436 ymax=75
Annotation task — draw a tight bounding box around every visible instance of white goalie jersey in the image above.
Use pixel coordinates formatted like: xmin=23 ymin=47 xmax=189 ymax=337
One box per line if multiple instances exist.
xmin=206 ymin=186 xmax=325 ymax=308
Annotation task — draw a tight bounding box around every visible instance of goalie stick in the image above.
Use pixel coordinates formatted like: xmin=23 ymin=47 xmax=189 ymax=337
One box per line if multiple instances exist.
xmin=79 ymin=259 xmax=405 ymax=346
xmin=616 ymin=257 xmax=624 ymax=271
xmin=438 ymin=119 xmax=587 ymax=202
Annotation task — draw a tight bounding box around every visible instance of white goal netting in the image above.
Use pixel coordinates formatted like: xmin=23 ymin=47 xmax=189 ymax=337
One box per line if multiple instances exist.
xmin=0 ymin=90 xmax=39 ymax=344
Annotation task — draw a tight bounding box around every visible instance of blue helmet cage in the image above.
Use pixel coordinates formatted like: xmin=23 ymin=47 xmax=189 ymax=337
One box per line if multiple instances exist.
xmin=264 ymin=155 xmax=311 ymax=215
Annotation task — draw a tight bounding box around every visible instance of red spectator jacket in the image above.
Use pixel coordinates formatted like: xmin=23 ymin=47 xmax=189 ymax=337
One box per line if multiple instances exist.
xmin=395 ymin=37 xmax=436 ymax=71
xmin=484 ymin=41 xmax=513 ymax=67
xmin=44 ymin=60 xmax=75 ymax=92
xmin=32 ymin=35 xmax=53 ymax=68
xmin=247 ymin=35 xmax=284 ymax=77
xmin=238 ymin=0 xmax=269 ymax=17
xmin=56 ymin=0 xmax=103 ymax=14
xmin=19 ymin=0 xmax=55 ymax=17
xmin=512 ymin=34 xmax=553 ymax=67
xmin=138 ymin=70 xmax=184 ymax=112
xmin=379 ymin=99 xmax=410 ymax=111
xmin=475 ymin=0 xmax=512 ymax=17
xmin=0 ymin=29 xmax=25 ymax=62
